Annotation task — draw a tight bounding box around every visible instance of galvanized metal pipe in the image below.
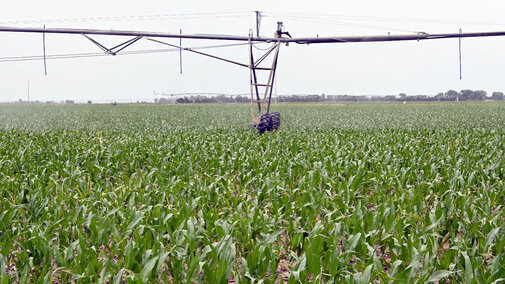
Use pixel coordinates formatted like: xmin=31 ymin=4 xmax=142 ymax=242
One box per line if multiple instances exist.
xmin=2 ymin=26 xmax=505 ymax=44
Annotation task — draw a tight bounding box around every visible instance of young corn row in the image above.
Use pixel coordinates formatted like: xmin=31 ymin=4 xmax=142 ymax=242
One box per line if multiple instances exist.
xmin=0 ymin=103 xmax=504 ymax=283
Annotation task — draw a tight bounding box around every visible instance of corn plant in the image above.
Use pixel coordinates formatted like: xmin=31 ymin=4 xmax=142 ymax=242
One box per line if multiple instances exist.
xmin=0 ymin=102 xmax=504 ymax=283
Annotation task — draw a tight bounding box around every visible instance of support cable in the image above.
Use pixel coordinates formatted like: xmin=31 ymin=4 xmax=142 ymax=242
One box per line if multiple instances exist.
xmin=147 ymin=38 xmax=250 ymax=68
xmin=179 ymin=29 xmax=183 ymax=74
xmin=252 ymin=42 xmax=276 ymax=51
xmin=0 ymin=42 xmax=250 ymax=63
xmin=459 ymin=28 xmax=463 ymax=79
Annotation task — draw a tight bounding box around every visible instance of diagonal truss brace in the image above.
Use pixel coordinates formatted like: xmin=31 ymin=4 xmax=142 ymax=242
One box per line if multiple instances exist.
xmin=146 ymin=38 xmax=249 ymax=68
xmin=83 ymin=34 xmax=143 ymax=55
xmin=253 ymin=44 xmax=277 ymax=67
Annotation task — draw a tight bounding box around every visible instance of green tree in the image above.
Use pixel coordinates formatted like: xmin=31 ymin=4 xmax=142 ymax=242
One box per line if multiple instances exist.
xmin=492 ymin=91 xmax=504 ymax=101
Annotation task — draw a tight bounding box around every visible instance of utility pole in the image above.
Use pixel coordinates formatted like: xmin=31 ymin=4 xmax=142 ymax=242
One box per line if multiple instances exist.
xmin=255 ymin=11 xmax=261 ymax=37
xmin=27 ymin=80 xmax=30 ymax=103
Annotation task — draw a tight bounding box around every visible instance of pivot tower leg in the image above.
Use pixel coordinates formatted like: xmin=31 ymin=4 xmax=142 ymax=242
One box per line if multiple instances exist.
xmin=249 ymin=35 xmax=281 ymax=132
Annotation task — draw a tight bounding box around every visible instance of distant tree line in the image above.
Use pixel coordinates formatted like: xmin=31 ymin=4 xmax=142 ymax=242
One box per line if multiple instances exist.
xmin=160 ymin=95 xmax=250 ymax=104
xmin=153 ymin=89 xmax=504 ymax=104
xmin=8 ymin=89 xmax=504 ymax=105
xmin=12 ymin=99 xmax=77 ymax=104
xmin=394 ymin=90 xmax=504 ymax=102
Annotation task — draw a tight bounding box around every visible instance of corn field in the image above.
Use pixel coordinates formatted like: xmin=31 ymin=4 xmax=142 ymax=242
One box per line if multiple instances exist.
xmin=0 ymin=102 xmax=504 ymax=283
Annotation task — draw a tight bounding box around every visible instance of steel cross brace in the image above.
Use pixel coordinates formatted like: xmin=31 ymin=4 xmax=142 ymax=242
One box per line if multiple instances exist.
xmin=83 ymin=34 xmax=143 ymax=55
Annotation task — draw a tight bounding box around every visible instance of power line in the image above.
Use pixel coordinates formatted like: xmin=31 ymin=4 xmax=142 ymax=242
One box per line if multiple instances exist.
xmin=0 ymin=11 xmax=253 ymax=25
xmin=263 ymin=11 xmax=505 ymax=28
xmin=273 ymin=15 xmax=416 ymax=33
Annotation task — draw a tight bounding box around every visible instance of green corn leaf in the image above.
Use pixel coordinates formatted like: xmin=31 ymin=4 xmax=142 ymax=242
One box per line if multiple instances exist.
xmin=140 ymin=255 xmax=159 ymax=282
xmin=355 ymin=264 xmax=373 ymax=284
xmin=485 ymin=228 xmax=500 ymax=248
xmin=113 ymin=268 xmax=125 ymax=284
xmin=347 ymin=233 xmax=361 ymax=253
xmin=462 ymin=251 xmax=474 ymax=283
xmin=264 ymin=229 xmax=284 ymax=245
xmin=428 ymin=270 xmax=454 ymax=282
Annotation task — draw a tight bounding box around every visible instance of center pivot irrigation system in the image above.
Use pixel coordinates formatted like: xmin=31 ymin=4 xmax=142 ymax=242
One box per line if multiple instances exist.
xmin=2 ymin=16 xmax=505 ymax=133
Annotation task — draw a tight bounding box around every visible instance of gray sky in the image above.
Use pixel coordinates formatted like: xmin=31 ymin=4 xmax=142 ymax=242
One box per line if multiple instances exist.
xmin=1 ymin=0 xmax=505 ymax=103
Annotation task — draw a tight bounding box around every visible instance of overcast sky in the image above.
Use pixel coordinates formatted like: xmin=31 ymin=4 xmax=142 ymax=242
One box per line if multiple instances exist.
xmin=1 ymin=0 xmax=505 ymax=103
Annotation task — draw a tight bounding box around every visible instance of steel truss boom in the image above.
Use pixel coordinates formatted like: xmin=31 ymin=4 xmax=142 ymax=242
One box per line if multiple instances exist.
xmin=0 ymin=26 xmax=255 ymax=42
xmin=2 ymin=26 xmax=505 ymax=44
xmin=284 ymin=31 xmax=505 ymax=44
